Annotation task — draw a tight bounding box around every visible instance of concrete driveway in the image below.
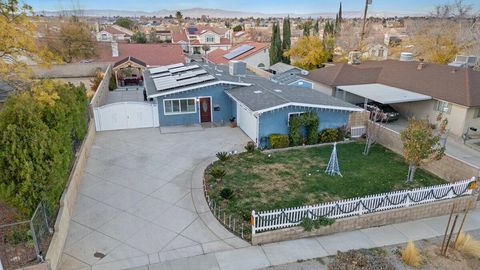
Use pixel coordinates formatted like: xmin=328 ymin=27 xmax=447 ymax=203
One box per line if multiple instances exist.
xmin=59 ymin=126 xmax=250 ymax=270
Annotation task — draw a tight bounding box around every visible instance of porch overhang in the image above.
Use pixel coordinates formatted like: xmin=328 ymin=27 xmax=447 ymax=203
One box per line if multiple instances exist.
xmin=337 ymin=83 xmax=432 ymax=104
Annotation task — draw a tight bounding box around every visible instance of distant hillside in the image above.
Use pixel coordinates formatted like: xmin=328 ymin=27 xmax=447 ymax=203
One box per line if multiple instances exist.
xmin=36 ymin=7 xmax=425 ymax=18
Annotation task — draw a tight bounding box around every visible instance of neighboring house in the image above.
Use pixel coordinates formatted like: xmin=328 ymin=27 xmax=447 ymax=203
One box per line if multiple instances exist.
xmin=143 ymin=62 xmax=362 ymax=148
xmin=153 ymin=30 xmax=172 ymax=43
xmin=171 ymin=25 xmax=233 ymax=58
xmin=365 ymin=44 xmax=388 ymax=60
xmin=204 ymin=42 xmax=270 ymax=70
xmin=96 ymin=25 xmax=134 ymax=42
xmin=95 ymin=42 xmax=185 ymax=66
xmin=302 ymin=60 xmax=480 ymax=138
xmin=269 ymin=63 xmax=312 ymax=88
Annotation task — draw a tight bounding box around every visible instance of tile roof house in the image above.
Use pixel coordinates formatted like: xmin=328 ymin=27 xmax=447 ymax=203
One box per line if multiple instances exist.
xmin=143 ymin=62 xmax=362 ymax=148
xmin=302 ymin=60 xmax=480 ymax=137
xmin=96 ymin=43 xmax=186 ymax=66
xmin=96 ymin=25 xmax=134 ymax=42
xmin=171 ymin=25 xmax=233 ymax=60
xmin=205 ymin=42 xmax=270 ymax=69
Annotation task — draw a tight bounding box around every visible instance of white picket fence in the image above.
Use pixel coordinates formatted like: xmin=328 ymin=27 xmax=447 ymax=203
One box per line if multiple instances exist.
xmin=350 ymin=126 xmax=366 ymax=138
xmin=252 ymin=178 xmax=475 ymax=234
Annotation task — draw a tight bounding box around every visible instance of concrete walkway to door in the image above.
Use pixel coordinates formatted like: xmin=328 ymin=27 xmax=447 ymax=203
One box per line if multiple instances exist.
xmin=59 ymin=126 xmax=251 ymax=270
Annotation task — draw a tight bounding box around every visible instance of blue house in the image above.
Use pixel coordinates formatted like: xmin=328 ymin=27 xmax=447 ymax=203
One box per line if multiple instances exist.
xmin=144 ymin=63 xmax=363 ymax=147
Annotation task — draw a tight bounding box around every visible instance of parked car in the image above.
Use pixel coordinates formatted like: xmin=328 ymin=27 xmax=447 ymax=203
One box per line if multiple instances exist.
xmin=356 ymin=102 xmax=400 ymax=122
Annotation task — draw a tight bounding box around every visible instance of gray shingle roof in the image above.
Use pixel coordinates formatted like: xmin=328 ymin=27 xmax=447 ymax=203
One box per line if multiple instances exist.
xmin=144 ymin=62 xmax=361 ymax=112
xmin=226 ymin=77 xmax=361 ymax=112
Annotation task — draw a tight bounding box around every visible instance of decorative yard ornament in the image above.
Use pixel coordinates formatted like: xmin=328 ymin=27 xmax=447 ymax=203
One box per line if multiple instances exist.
xmin=325 ymin=142 xmax=342 ymax=177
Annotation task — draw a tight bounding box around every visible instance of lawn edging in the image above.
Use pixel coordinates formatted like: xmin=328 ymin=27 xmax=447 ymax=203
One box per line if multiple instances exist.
xmin=45 ymin=120 xmax=96 ymax=270
xmin=262 ymin=139 xmax=355 ymax=153
xmin=251 ymin=193 xmax=478 ymax=245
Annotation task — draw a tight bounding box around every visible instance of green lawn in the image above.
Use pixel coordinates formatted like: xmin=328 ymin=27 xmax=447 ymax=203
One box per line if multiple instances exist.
xmin=206 ymin=142 xmax=446 ymax=220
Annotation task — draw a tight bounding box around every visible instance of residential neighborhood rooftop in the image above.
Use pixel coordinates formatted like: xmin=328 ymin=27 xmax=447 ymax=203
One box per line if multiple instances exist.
xmin=144 ymin=62 xmax=362 ymax=113
xmin=303 ymin=60 xmax=480 ymax=107
xmin=96 ymin=43 xmax=185 ymax=66
xmin=206 ymin=42 xmax=268 ymax=65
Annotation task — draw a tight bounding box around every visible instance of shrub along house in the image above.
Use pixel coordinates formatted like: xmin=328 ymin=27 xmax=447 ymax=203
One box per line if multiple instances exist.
xmin=144 ymin=62 xmax=363 ymax=148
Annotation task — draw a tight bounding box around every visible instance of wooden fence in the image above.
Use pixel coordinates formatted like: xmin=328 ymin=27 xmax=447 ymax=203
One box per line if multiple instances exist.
xmin=252 ymin=178 xmax=475 ymax=234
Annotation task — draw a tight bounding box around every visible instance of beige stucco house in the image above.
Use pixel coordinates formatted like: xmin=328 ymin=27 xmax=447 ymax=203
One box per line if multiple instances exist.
xmin=301 ymin=60 xmax=480 ymax=138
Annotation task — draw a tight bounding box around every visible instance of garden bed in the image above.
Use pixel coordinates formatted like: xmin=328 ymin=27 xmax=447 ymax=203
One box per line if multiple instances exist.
xmin=205 ymin=142 xmax=446 ymax=222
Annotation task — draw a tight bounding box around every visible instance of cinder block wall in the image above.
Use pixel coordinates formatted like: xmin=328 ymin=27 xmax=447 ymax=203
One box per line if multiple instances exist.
xmin=45 ymin=121 xmax=96 ymax=270
xmin=252 ymin=194 xmax=476 ymax=245
xmin=375 ymin=124 xmax=480 ymax=181
xmin=347 ymin=111 xmax=369 ymax=130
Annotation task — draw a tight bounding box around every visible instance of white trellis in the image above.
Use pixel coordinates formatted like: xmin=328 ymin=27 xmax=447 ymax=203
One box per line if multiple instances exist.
xmin=325 ymin=142 xmax=342 ymax=177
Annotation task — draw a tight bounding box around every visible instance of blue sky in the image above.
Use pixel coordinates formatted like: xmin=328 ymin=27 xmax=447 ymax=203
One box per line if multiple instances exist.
xmin=27 ymin=0 xmax=480 ymax=14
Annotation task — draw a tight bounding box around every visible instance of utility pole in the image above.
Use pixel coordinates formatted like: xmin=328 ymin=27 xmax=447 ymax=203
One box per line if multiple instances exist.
xmin=361 ymin=0 xmax=371 ymax=42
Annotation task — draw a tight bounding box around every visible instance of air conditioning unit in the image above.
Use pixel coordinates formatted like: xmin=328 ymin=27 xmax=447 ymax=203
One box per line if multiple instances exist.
xmin=229 ymin=60 xmax=247 ymax=76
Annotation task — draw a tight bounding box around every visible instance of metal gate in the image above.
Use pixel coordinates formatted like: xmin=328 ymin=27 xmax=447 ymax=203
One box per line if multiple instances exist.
xmin=93 ymin=102 xmax=159 ymax=131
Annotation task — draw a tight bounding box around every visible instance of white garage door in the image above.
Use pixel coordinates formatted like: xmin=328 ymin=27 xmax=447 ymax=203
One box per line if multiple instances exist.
xmin=94 ymin=102 xmax=159 ymax=131
xmin=236 ymin=103 xmax=258 ymax=142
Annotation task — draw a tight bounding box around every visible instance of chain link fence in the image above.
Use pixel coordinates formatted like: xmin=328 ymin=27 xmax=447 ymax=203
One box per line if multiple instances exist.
xmin=0 ymin=203 xmax=53 ymax=270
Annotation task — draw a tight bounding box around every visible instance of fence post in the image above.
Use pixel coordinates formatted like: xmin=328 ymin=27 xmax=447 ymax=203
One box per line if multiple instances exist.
xmin=405 ymin=193 xmax=411 ymax=207
xmin=358 ymin=201 xmax=363 ymax=216
xmin=29 ymin=219 xmax=40 ymax=260
xmin=41 ymin=203 xmax=51 ymax=233
xmin=251 ymin=210 xmax=256 ymax=236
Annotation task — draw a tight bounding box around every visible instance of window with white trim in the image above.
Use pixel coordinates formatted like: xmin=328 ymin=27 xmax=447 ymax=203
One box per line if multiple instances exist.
xmin=434 ymin=100 xmax=452 ymax=114
xmin=164 ymin=98 xmax=196 ymax=114
xmin=206 ymin=35 xmax=215 ymax=43
xmin=288 ymin=112 xmax=305 ymax=126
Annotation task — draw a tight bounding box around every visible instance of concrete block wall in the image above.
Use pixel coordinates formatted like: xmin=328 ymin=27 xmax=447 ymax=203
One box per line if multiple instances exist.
xmin=347 ymin=111 xmax=369 ymax=130
xmin=89 ymin=64 xmax=112 ymax=110
xmin=45 ymin=121 xmax=96 ymax=270
xmin=375 ymin=124 xmax=480 ymax=181
xmin=32 ymin=63 xmax=110 ymax=78
xmin=252 ymin=194 xmax=477 ymax=245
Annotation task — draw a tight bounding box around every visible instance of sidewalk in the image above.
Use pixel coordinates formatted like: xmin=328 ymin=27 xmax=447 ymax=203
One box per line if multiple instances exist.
xmin=124 ymin=207 xmax=480 ymax=270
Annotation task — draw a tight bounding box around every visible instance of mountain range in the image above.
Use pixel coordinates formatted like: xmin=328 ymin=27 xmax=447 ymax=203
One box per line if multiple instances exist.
xmin=36 ymin=7 xmax=425 ymax=18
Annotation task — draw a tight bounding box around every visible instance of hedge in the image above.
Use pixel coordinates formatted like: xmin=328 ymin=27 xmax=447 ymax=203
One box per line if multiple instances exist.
xmin=0 ymin=80 xmax=88 ymax=216
xmin=269 ymin=134 xmax=290 ymax=149
xmin=318 ymin=128 xmax=339 ymax=143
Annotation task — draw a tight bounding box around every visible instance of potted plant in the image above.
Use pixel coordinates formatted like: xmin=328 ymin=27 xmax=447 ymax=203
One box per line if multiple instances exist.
xmin=229 ymin=117 xmax=237 ymax=128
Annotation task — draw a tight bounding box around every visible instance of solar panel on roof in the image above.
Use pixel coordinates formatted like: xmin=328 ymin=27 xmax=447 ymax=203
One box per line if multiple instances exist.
xmin=223 ymin=45 xmax=255 ymax=60
xmin=151 ymin=72 xmax=172 ymax=79
xmin=169 ymin=65 xmax=200 ymax=74
xmin=165 ymin=63 xmax=184 ymax=69
xmin=175 ymin=69 xmax=208 ymax=80
xmin=149 ymin=67 xmax=168 ymax=74
xmin=188 ymin=27 xmax=197 ymax=34
xmin=155 ymin=75 xmax=216 ymax=91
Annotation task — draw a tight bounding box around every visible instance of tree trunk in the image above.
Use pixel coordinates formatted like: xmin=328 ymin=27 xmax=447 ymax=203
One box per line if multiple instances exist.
xmin=407 ymin=163 xmax=417 ymax=182
xmin=363 ymin=138 xmax=373 ymax=155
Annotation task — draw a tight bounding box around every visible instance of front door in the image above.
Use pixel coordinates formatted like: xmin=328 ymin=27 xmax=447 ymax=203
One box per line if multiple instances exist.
xmin=199 ymin=97 xmax=211 ymax=123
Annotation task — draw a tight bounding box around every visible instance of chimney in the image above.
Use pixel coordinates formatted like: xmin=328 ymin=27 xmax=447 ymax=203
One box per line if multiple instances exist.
xmin=111 ymin=42 xmax=118 ymax=57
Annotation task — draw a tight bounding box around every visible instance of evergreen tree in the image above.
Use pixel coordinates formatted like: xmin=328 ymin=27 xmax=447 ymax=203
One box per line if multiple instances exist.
xmin=282 ymin=17 xmax=291 ymax=64
xmin=335 ymin=14 xmax=339 ymax=33
xmin=303 ymin=23 xmax=310 ymax=36
xmin=313 ymin=20 xmax=319 ymax=36
xmin=339 ymin=2 xmax=343 ymax=23
xmin=269 ymin=22 xmax=282 ymax=65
